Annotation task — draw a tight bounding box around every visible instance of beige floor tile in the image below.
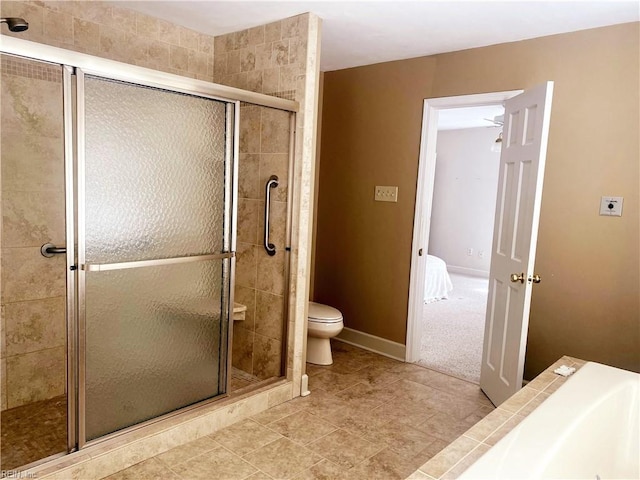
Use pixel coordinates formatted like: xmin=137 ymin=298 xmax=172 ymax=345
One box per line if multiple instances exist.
xmin=308 ymin=371 xmax=361 ymax=394
xmin=246 ymin=471 xmax=275 ymax=480
xmin=291 ymin=388 xmax=350 ymax=419
xmin=416 ymin=412 xmax=474 ymax=443
xmin=269 ymin=410 xmax=337 ymax=445
xmin=171 ymin=445 xmax=258 ymax=480
xmin=103 ymin=457 xmax=179 ymax=480
xmin=251 ymin=400 xmax=305 ymax=425
xmin=291 ymin=459 xmax=348 ymax=480
xmin=364 ymin=422 xmax=439 ymax=459
xmin=307 ymin=428 xmax=382 ymax=469
xmin=344 ymin=447 xmax=425 ymax=480
xmin=156 ymin=435 xmax=219 ymax=466
xmin=211 ymin=419 xmax=283 ymax=456
xmin=243 ymin=437 xmax=322 ymax=479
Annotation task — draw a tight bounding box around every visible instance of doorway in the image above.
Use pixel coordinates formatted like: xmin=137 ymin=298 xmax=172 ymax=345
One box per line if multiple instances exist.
xmin=405 ymin=91 xmax=522 ymax=373
xmin=416 ymin=111 xmax=504 ymax=383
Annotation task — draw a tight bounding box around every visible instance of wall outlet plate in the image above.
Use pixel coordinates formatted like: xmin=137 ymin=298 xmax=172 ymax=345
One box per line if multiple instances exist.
xmin=375 ymin=186 xmax=398 ymax=202
xmin=599 ymin=196 xmax=623 ymax=216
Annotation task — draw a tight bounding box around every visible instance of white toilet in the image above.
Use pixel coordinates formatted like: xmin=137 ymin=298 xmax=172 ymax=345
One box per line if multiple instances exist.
xmin=307 ymin=302 xmax=344 ymax=365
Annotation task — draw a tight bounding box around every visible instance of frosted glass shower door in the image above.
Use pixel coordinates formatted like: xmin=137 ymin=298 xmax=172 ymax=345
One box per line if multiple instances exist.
xmin=80 ymin=74 xmax=233 ymax=442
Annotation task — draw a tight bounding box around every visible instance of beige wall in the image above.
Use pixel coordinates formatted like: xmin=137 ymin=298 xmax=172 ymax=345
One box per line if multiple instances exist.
xmin=315 ymin=23 xmax=640 ymax=378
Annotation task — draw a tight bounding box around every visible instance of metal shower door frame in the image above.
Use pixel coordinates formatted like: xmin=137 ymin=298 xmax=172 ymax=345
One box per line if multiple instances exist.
xmin=0 ymin=35 xmax=299 ymax=456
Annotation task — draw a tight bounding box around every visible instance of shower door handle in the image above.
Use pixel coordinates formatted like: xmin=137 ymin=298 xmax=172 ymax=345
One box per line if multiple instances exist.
xmin=41 ymin=243 xmax=66 ymax=258
xmin=264 ymin=175 xmax=279 ymax=256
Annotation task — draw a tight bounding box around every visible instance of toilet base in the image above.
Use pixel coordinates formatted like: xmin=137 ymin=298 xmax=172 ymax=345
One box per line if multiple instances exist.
xmin=306 ymin=336 xmax=333 ymax=365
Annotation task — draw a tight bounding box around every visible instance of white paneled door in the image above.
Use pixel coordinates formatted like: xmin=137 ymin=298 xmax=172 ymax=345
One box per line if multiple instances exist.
xmin=480 ymin=82 xmax=554 ymax=406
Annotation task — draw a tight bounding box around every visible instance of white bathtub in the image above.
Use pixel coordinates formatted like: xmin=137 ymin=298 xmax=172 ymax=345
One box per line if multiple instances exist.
xmin=460 ymin=362 xmax=639 ymax=479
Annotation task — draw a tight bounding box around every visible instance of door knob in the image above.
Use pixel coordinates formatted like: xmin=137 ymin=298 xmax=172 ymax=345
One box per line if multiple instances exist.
xmin=529 ymin=274 xmax=541 ymax=284
xmin=510 ymin=273 xmax=525 ymax=283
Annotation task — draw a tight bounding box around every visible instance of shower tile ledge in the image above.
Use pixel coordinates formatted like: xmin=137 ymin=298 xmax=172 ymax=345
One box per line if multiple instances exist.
xmin=27 ymin=379 xmax=294 ymax=480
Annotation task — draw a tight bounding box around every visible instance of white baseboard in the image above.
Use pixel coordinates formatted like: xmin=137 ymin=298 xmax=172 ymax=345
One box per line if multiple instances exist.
xmin=447 ymin=265 xmax=490 ymax=278
xmin=335 ymin=327 xmax=406 ymax=361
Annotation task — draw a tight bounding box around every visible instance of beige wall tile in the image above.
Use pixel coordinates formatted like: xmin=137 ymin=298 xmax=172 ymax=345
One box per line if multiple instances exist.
xmin=0 ymin=135 xmax=64 ymax=192
xmin=108 ymin=6 xmax=137 ymax=34
xmin=255 ymin=291 xmax=284 ymax=340
xmin=235 ymin=29 xmax=249 ymax=49
xmin=272 ymin=40 xmax=289 ymax=66
xmin=73 ymin=18 xmax=100 ymax=52
xmin=235 ymin=243 xmax=258 ymax=289
xmin=264 ymin=21 xmax=281 ymax=43
xmin=179 ymin=26 xmax=199 ymax=50
xmin=2 ymin=189 xmax=65 ymax=248
xmin=253 ymin=333 xmax=281 ymax=379
xmin=232 ymin=325 xmax=254 ymax=374
xmin=248 ymin=26 xmax=264 ymax=46
xmin=188 ymin=49 xmax=208 ymax=76
xmin=261 ymin=67 xmax=280 ymax=94
xmin=6 ymin=345 xmax=65 ymax=408
xmin=169 ymin=44 xmax=188 ymax=70
xmin=1 ymin=247 xmax=66 ymax=303
xmin=238 ymin=154 xmax=261 ymax=200
xmin=198 ymin=33 xmax=214 ymax=54
xmin=1 ymin=74 xmax=63 ymax=138
xmin=256 ymin=251 xmax=285 ymax=296
xmin=43 ymin=8 xmax=73 ymax=45
xmin=240 ymin=47 xmax=256 ymax=73
xmin=227 ymin=49 xmax=241 ymax=75
xmin=246 ymin=70 xmax=263 ymax=93
xmin=153 ymin=19 xmax=179 ymax=45
xmin=234 ymin=285 xmax=256 ymax=330
xmin=99 ymin=25 xmax=126 ymax=61
xmin=239 ymin=106 xmax=261 ymax=154
xmin=148 ymin=41 xmax=170 ymax=68
xmin=4 ymin=297 xmax=65 ymax=356
xmin=260 ymin=108 xmax=291 ymax=153
xmin=237 ymin=199 xmax=260 ymax=245
xmin=136 ymin=12 xmax=158 ymax=38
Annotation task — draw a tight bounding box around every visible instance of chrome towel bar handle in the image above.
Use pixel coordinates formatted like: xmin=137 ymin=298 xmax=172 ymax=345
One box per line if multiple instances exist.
xmin=41 ymin=243 xmax=66 ymax=258
xmin=264 ymin=175 xmax=278 ymax=256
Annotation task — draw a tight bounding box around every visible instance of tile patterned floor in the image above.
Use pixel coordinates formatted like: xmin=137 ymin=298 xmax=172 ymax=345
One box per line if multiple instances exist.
xmin=0 ymin=395 xmax=67 ymax=470
xmin=106 ymin=341 xmax=494 ymax=480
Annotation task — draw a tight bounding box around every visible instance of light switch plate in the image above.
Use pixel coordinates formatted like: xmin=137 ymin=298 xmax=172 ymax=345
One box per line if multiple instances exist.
xmin=375 ymin=186 xmax=398 ymax=202
xmin=599 ymin=196 xmax=623 ymax=216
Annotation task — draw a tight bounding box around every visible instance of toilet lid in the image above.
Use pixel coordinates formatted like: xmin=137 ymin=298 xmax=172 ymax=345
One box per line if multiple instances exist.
xmin=308 ymin=302 xmax=343 ymax=323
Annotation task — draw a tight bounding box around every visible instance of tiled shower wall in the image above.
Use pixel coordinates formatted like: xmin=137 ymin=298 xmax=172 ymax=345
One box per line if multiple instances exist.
xmin=0 ymin=1 xmax=320 ymax=406
xmin=233 ymin=104 xmax=290 ymax=380
xmin=213 ymin=15 xmax=312 ymax=382
xmin=1 ymin=56 xmax=66 ymax=410
xmin=0 ymin=1 xmax=215 ymax=80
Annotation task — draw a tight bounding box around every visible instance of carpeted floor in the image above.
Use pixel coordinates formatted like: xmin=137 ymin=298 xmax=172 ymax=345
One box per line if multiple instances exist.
xmin=416 ymin=273 xmax=488 ymax=384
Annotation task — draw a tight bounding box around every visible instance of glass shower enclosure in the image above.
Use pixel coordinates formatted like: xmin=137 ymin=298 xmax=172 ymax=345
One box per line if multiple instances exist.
xmin=79 ymin=74 xmax=234 ymax=442
xmin=0 ymin=35 xmax=297 ymax=470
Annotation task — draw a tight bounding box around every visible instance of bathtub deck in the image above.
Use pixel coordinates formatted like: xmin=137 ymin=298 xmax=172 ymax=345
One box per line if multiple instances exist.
xmin=410 ymin=355 xmax=587 ymax=479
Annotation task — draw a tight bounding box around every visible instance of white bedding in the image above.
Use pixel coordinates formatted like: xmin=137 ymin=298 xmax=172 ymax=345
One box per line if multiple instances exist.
xmin=424 ymin=255 xmax=453 ymax=303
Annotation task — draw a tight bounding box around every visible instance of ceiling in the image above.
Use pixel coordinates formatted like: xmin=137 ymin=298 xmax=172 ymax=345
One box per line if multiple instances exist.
xmin=118 ymin=1 xmax=639 ymax=71
xmin=438 ymin=105 xmax=505 ymax=131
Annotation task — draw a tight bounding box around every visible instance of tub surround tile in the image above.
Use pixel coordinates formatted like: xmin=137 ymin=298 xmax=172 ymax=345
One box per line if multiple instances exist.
xmin=253 ymin=333 xmax=282 ymax=379
xmin=412 ymin=356 xmax=587 ymax=479
xmin=255 ymin=290 xmax=285 ymax=340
